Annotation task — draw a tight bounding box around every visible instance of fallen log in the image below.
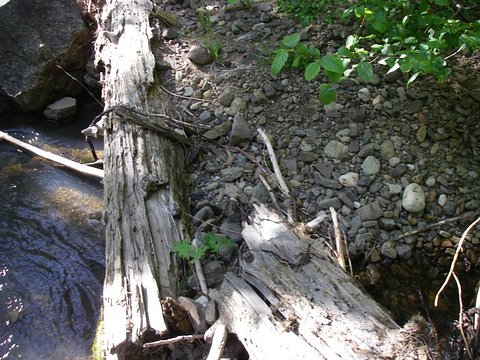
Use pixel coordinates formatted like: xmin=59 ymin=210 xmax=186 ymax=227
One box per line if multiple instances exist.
xmin=94 ymin=0 xmax=190 ymax=358
xmin=209 ymin=204 xmax=431 ymax=359
xmin=0 ymin=130 xmax=103 ymax=179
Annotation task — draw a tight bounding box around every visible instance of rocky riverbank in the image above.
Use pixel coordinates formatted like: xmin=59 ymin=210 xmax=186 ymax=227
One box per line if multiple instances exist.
xmin=151 ymin=0 xmax=480 ymax=334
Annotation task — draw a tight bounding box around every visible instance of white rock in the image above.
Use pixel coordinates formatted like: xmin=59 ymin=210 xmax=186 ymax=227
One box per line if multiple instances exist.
xmin=339 ymin=172 xmax=359 ymax=187
xmin=43 ymin=97 xmax=76 ymax=120
xmin=438 ymin=194 xmax=448 ymax=207
xmin=402 ymin=183 xmax=426 ymax=213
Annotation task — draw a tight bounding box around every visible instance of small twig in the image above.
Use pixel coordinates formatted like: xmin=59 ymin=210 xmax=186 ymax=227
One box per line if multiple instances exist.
xmin=257 ymin=128 xmax=290 ymax=197
xmin=305 ymin=212 xmax=328 ymax=230
xmin=160 ymin=84 xmax=212 ymax=103
xmin=475 ymin=284 xmax=480 ymax=331
xmin=54 ymin=63 xmax=103 ymax=107
xmin=192 ymin=238 xmax=209 ymax=295
xmin=330 ymin=207 xmax=346 ymax=271
xmin=206 ymin=322 xmax=227 ymax=360
xmin=453 ymin=272 xmax=473 ymax=359
xmin=259 ymin=173 xmax=289 ymax=220
xmin=399 ymin=212 xmax=478 ymax=239
xmin=143 ymin=334 xmax=205 ymax=348
xmin=343 ymin=229 xmax=353 ymax=276
xmin=435 ymin=216 xmax=480 ymax=307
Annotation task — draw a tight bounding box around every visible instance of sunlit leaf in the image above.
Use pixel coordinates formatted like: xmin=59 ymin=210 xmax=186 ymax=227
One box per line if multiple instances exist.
xmin=282 ymin=33 xmax=301 ymax=48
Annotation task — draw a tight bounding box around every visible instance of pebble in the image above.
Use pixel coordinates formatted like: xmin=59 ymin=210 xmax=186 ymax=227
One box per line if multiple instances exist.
xmin=358 ymin=87 xmax=372 ymax=102
xmin=361 ymin=156 xmax=381 ymax=176
xmin=230 ymin=113 xmax=252 ymax=146
xmin=438 ymin=194 xmax=448 ymax=207
xmin=221 ymin=167 xmax=244 ymax=182
xmin=187 ymin=45 xmax=213 ymax=65
xmin=402 ymin=183 xmax=426 ymax=213
xmin=219 ymin=88 xmax=235 ymax=107
xmin=355 ymin=201 xmax=383 ymax=221
xmin=339 ymin=172 xmax=359 ymax=187
xmin=324 ymin=140 xmax=349 ymax=160
xmin=381 ymin=241 xmax=398 ymax=259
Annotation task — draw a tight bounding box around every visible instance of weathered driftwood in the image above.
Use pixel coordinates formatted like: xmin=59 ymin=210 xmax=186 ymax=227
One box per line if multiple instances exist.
xmin=210 ymin=204 xmax=429 ymax=359
xmin=95 ymin=0 xmax=189 ymax=358
xmin=0 ymin=130 xmax=104 ymax=179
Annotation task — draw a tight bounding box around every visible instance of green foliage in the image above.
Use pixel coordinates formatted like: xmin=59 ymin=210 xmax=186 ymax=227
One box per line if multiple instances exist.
xmin=172 ymin=233 xmax=235 ymax=264
xmin=271 ymin=0 xmax=480 ymax=104
xmin=197 ymin=5 xmax=221 ymax=60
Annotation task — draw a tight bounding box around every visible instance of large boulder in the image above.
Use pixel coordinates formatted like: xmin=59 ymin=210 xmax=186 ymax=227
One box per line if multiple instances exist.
xmin=0 ymin=0 xmax=91 ymax=113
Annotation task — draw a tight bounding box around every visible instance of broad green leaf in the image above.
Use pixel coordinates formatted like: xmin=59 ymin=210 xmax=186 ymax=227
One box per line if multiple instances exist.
xmin=271 ymin=50 xmax=288 ymax=75
xmin=325 ymin=70 xmax=342 ymax=83
xmin=433 ymin=0 xmax=448 ymax=5
xmin=404 ymin=37 xmax=417 ymax=44
xmin=282 ymin=33 xmax=301 ymax=48
xmin=357 ymin=61 xmax=374 ymax=83
xmin=305 ymin=61 xmax=321 ymax=81
xmin=460 ymin=33 xmax=480 ymax=50
xmin=308 ymin=47 xmax=320 ymax=58
xmin=296 ymin=43 xmax=309 ymax=56
xmin=337 ymin=46 xmax=353 ymax=58
xmin=318 ymin=84 xmax=337 ymax=105
xmin=370 ymin=11 xmax=387 ymax=33
xmin=319 ymin=54 xmax=345 ymax=74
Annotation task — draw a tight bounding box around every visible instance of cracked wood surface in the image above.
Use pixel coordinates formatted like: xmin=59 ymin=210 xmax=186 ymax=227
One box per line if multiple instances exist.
xmin=95 ymin=1 xmax=189 ymax=358
xmin=210 ymin=204 xmax=427 ymax=359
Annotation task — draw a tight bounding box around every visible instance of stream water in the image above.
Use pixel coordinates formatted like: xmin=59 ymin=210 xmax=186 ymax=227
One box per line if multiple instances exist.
xmin=0 ymin=119 xmax=104 ymax=359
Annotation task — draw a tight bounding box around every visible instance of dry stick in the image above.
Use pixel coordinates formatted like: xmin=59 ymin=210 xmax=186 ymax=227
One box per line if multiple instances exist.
xmin=0 ymin=131 xmax=104 ymax=179
xmin=192 ymin=238 xmax=209 ymax=295
xmin=330 ymin=207 xmax=346 ymax=272
xmin=435 ymin=215 xmax=480 ymax=307
xmin=160 ymin=84 xmax=212 ymax=103
xmin=305 ymin=212 xmax=328 ymax=230
xmin=259 ymin=173 xmax=285 ymax=218
xmin=143 ymin=334 xmax=205 ymax=348
xmin=399 ymin=212 xmax=477 ymax=239
xmin=257 ymin=128 xmax=290 ymax=196
xmin=453 ymin=272 xmax=474 ymax=360
xmin=206 ymin=323 xmax=227 ymax=360
xmin=476 ymin=285 xmax=480 ymax=331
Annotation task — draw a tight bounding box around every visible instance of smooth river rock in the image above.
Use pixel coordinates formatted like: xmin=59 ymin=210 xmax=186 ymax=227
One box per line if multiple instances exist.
xmin=402 ymin=183 xmax=426 ymax=212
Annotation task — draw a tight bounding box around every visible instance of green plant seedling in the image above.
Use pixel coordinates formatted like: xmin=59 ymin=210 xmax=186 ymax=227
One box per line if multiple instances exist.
xmin=172 ymin=232 xmax=235 ymax=264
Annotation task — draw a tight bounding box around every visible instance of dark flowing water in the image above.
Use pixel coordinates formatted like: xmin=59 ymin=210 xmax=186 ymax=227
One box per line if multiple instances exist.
xmin=0 ymin=126 xmax=104 ymax=359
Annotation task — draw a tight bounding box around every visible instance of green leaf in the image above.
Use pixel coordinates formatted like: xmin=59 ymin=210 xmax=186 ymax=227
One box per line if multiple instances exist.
xmin=325 ymin=70 xmax=342 ymax=83
xmin=433 ymin=0 xmax=448 ymax=5
xmin=204 ymin=232 xmax=234 ymax=253
xmin=319 ymin=54 xmax=345 ymax=74
xmin=305 ymin=61 xmax=321 ymax=81
xmin=308 ymin=47 xmax=320 ymax=58
xmin=282 ymin=33 xmax=301 ymax=48
xmin=271 ymin=50 xmax=288 ymax=75
xmin=357 ymin=61 xmax=374 ymax=83
xmin=172 ymin=240 xmax=206 ymax=263
xmin=318 ymin=84 xmax=337 ymax=105
xmin=337 ymin=46 xmax=353 ymax=58
xmin=404 ymin=37 xmax=417 ymax=44
xmin=370 ymin=11 xmax=387 ymax=33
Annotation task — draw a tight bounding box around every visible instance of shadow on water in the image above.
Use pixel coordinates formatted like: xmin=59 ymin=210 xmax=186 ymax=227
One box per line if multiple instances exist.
xmin=0 ymin=116 xmax=105 ymax=359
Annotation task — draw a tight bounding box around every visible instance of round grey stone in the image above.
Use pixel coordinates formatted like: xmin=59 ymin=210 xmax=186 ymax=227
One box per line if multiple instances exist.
xmin=361 ymin=156 xmax=381 ymax=176
xmin=187 ymin=45 xmax=214 ymax=65
xmin=324 ymin=140 xmax=349 ymax=160
xmin=402 ymin=183 xmax=426 ymax=213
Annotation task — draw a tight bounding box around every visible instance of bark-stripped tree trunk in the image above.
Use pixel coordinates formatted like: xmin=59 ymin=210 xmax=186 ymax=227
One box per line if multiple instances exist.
xmin=209 ymin=205 xmax=431 ymax=359
xmin=94 ymin=1 xmax=189 ymax=358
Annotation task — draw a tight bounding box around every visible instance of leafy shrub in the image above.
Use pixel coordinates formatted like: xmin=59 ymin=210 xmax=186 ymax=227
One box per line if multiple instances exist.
xmin=272 ymin=0 xmax=480 ymax=104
